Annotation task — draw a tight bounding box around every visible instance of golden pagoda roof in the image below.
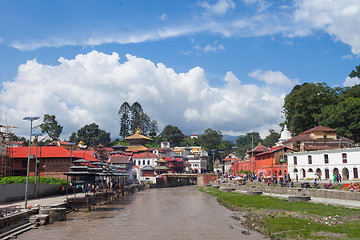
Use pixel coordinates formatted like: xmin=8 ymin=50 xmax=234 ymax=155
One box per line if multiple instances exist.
xmin=125 ymin=145 xmax=148 ymax=152
xmin=124 ymin=127 xmax=152 ymax=141
xmin=156 ymin=156 xmax=166 ymax=163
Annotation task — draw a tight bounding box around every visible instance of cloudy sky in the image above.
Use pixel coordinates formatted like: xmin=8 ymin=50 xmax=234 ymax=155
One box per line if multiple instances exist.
xmin=1 ymin=0 xmax=360 ymax=140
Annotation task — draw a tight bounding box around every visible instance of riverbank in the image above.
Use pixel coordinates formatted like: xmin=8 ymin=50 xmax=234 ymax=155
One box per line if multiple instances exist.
xmin=200 ymin=187 xmax=360 ymax=239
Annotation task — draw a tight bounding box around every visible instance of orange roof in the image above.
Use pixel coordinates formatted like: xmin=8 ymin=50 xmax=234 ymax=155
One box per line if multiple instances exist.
xmin=12 ymin=146 xmax=71 ymax=158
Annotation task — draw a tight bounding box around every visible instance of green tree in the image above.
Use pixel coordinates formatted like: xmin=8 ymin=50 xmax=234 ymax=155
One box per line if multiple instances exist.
xmin=283 ymin=82 xmax=340 ymax=135
xmin=40 ymin=114 xmax=63 ymax=141
xmin=70 ymin=123 xmax=111 ymax=147
xmin=349 ymin=65 xmax=360 ymax=78
xmin=235 ymin=132 xmax=262 ymax=157
xmin=130 ymin=102 xmax=143 ymax=134
xmin=315 ymin=97 xmax=360 ymax=142
xmin=139 ymin=113 xmax=158 ymax=138
xmin=160 ymin=125 xmax=184 ymax=147
xmin=262 ymin=129 xmax=280 ymax=148
xmin=198 ymin=128 xmax=223 ymax=154
xmin=118 ymin=102 xmax=131 ymax=138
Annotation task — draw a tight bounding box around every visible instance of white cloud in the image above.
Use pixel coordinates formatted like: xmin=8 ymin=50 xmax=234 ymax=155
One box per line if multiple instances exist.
xmin=291 ymin=0 xmax=360 ymax=54
xmin=7 ymin=0 xmax=360 ymax=56
xmin=199 ymin=0 xmax=236 ymax=15
xmin=343 ymin=76 xmax=360 ymax=87
xmin=160 ymin=13 xmax=168 ymax=21
xmin=0 ymin=51 xmax=285 ymax=138
xmin=249 ymin=69 xmax=299 ymax=88
xmin=193 ymin=41 xmax=225 ymax=53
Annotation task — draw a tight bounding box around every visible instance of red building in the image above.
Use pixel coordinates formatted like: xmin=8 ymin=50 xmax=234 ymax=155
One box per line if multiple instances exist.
xmin=10 ymin=146 xmax=100 ymax=180
xmin=230 ymin=144 xmax=291 ymax=179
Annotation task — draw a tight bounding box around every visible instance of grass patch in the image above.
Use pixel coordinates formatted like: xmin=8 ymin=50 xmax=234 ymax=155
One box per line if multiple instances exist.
xmin=200 ymin=187 xmax=360 ymax=239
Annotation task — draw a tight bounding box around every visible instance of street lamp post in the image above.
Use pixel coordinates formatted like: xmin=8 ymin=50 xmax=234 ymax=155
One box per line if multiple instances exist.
xmin=282 ymin=145 xmax=285 ymax=180
xmin=32 ymin=133 xmax=43 ymax=198
xmin=67 ymin=143 xmax=76 ymax=166
xmin=210 ymin=149 xmax=215 ymax=173
xmin=251 ymin=135 xmax=254 ymax=175
xmin=23 ymin=116 xmax=40 ymax=209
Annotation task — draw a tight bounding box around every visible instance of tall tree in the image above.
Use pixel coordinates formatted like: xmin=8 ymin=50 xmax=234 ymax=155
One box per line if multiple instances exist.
xmin=130 ymin=102 xmax=143 ymax=134
xmin=283 ymin=82 xmax=340 ymax=135
xmin=70 ymin=123 xmax=111 ymax=147
xmin=40 ymin=114 xmax=63 ymax=141
xmin=160 ymin=125 xmax=184 ymax=147
xmin=118 ymin=102 xmax=131 ymax=138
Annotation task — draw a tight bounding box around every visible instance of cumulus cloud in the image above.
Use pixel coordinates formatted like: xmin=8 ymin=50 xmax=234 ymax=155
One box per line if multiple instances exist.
xmin=0 ymin=51 xmax=285 ymax=138
xmin=249 ymin=69 xmax=299 ymax=88
xmin=343 ymin=76 xmax=360 ymax=87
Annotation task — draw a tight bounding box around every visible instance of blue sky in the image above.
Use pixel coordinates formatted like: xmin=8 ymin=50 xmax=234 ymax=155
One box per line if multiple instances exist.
xmin=1 ymin=0 xmax=360 ymax=140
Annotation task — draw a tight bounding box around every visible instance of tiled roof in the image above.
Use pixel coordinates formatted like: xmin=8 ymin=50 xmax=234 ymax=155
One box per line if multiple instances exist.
xmin=304 ymin=145 xmax=332 ymax=150
xmin=57 ymin=140 xmax=72 ymax=145
xmin=283 ymin=134 xmax=313 ymax=143
xmin=12 ymin=146 xmax=71 ymax=158
xmin=132 ymin=152 xmax=158 ymax=159
xmin=300 ymin=126 xmax=337 ymax=134
xmin=71 ymin=150 xmax=100 ymax=162
xmin=248 ymin=144 xmax=269 ymax=154
xmin=125 ymin=145 xmax=148 ymax=152
xmin=109 ymin=155 xmax=132 ymax=164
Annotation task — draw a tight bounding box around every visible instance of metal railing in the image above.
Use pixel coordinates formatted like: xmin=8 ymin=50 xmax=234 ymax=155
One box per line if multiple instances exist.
xmin=0 ymin=205 xmax=22 ymax=217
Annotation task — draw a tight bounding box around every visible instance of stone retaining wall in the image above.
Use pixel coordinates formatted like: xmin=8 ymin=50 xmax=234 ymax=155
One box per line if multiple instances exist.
xmin=234 ymin=184 xmax=360 ymax=201
xmin=0 ymin=184 xmax=61 ymax=203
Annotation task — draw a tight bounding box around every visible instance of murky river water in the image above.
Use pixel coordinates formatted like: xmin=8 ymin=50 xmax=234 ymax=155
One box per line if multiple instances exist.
xmin=18 ymin=186 xmax=265 ymax=240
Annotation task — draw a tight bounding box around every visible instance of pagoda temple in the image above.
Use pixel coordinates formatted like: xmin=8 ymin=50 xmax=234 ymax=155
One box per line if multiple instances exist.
xmin=123 ymin=127 xmax=152 ymax=152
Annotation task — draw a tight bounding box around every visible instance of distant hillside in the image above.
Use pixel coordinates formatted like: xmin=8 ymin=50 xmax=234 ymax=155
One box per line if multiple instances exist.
xmin=222 ymin=134 xmax=243 ymax=143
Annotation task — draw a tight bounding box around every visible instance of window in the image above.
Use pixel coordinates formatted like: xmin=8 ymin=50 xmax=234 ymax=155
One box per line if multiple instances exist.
xmin=308 ymin=155 xmax=312 ymax=164
xmin=324 ymin=154 xmax=329 ymax=164
xmin=22 ymin=160 xmax=27 ymax=168
xmin=325 ymin=169 xmax=329 ymax=179
xmin=147 ymin=160 xmax=150 ymax=165
xmin=342 ymin=153 xmax=347 ymax=163
xmin=143 ymin=160 xmax=145 ymax=165
xmin=293 ymin=156 xmax=297 ymax=165
xmin=354 ymin=168 xmax=358 ymax=179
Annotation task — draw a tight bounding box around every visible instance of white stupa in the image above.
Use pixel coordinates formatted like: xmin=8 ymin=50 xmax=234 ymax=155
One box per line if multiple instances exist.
xmin=276 ymin=125 xmax=292 ymax=146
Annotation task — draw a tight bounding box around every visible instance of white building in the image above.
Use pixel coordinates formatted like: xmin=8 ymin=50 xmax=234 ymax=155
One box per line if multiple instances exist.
xmin=188 ymin=157 xmax=208 ymax=173
xmin=287 ymin=148 xmax=360 ymax=181
xmin=132 ymin=152 xmax=159 ymax=182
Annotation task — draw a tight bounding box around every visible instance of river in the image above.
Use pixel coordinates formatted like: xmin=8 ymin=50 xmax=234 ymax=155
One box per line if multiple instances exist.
xmin=18 ymin=186 xmax=266 ymax=240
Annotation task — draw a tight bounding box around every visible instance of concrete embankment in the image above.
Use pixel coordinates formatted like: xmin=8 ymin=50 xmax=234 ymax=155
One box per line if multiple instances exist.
xmin=0 ymin=184 xmax=144 ymax=239
xmin=208 ymin=180 xmax=360 ymax=209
